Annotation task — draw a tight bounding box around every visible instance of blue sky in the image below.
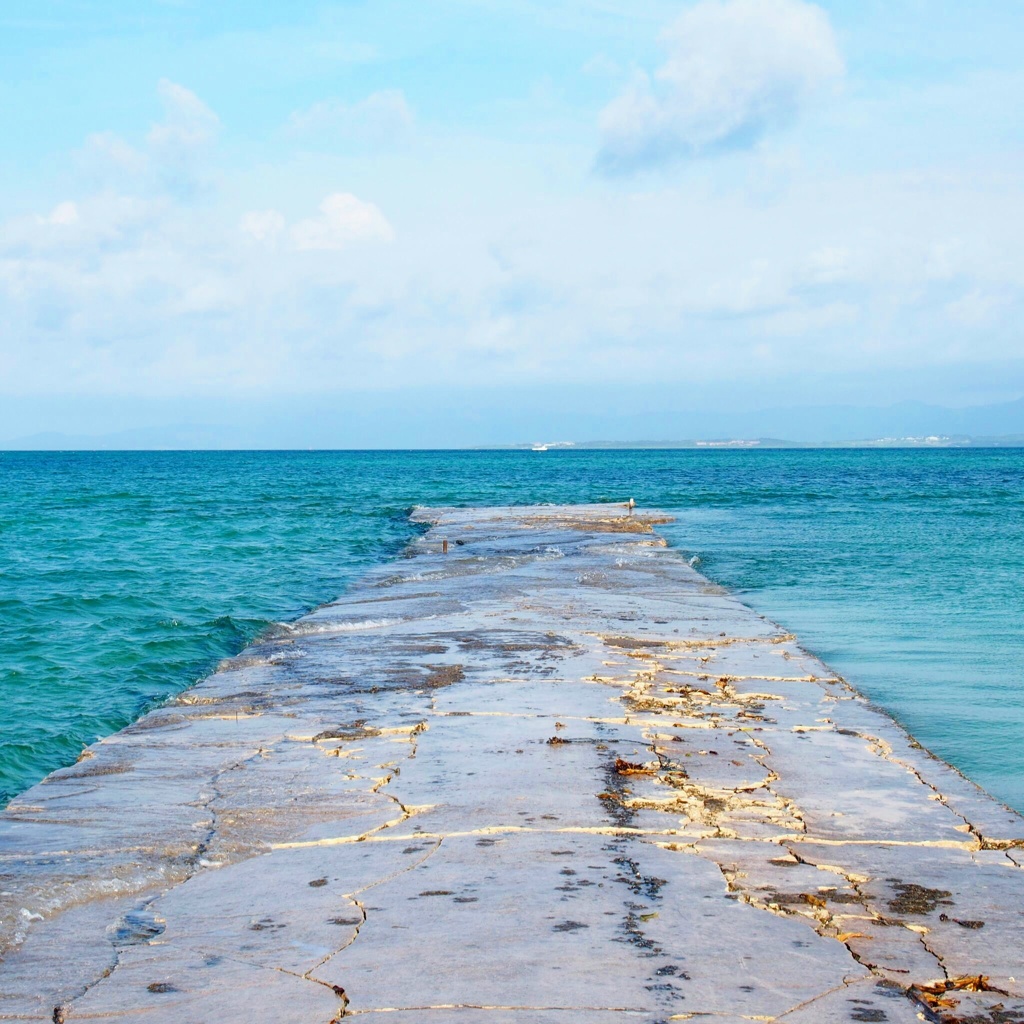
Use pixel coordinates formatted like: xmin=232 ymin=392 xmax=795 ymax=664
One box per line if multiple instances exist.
xmin=1 ymin=1 xmax=1023 ymax=443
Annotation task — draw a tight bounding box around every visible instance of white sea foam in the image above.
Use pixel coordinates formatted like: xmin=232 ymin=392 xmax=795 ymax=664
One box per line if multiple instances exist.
xmin=332 ymin=618 xmax=401 ymax=630
xmin=268 ymin=649 xmax=304 ymax=663
xmin=280 ymin=617 xmax=402 ymax=636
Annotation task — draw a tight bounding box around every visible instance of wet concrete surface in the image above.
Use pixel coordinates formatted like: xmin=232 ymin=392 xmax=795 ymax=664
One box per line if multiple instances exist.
xmin=1 ymin=504 xmax=1023 ymax=1023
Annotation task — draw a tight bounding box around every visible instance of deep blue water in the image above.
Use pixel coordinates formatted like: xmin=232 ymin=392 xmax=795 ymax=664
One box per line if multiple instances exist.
xmin=2 ymin=449 xmax=1022 ymax=812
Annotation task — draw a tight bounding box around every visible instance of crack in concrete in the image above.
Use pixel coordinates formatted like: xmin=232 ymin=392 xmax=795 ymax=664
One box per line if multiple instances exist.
xmin=615 ymin=656 xmax=923 ymax=1009
xmin=597 ymin=634 xmax=982 ymax=1020
xmin=594 ymin=633 xmax=798 ymax=651
xmin=289 ymin=720 xmax=446 ymax=1018
xmin=836 ymin=728 xmax=986 ymax=849
xmin=272 ymin=826 xmax=685 ymax=850
xmin=50 ymin=746 xmax=274 ymax=1021
xmin=196 ymin=957 xmax=351 ymax=1023
xmin=772 ymin=975 xmax=873 ymax=1020
xmin=48 ymin=913 xmax=126 ymax=1023
xmin=48 ymin=725 xmax=427 ymax=1021
xmin=917 ymin=932 xmax=951 ymax=984
xmin=341 ymin=1011 xmax=779 ymax=1021
xmin=274 ymin=722 xmax=430 ymax=851
xmin=312 ymin=837 xmax=449 ymax=1017
xmin=341 ymin=1003 xmax=655 ymax=1014
xmin=643 ymin=665 xmax=836 ymax=686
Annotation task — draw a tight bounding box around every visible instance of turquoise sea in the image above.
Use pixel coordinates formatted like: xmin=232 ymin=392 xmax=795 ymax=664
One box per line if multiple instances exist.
xmin=2 ymin=449 xmax=1023 ymax=813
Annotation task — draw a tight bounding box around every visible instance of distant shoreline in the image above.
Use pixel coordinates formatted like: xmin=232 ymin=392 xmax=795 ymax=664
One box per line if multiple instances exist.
xmin=5 ymin=437 xmax=1024 ymax=452
xmin=479 ymin=435 xmax=1024 ymax=450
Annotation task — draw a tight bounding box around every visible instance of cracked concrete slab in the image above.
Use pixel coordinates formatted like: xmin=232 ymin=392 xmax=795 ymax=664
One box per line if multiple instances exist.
xmin=776 ymin=976 xmax=924 ymax=1022
xmin=2 ymin=503 xmax=1023 ymax=1023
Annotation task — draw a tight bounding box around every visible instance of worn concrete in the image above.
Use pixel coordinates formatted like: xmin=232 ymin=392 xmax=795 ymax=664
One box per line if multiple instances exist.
xmin=1 ymin=504 xmax=1023 ymax=1023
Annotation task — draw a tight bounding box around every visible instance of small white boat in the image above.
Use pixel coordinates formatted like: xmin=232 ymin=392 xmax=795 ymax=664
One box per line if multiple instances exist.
xmin=531 ymin=444 xmax=549 ymax=451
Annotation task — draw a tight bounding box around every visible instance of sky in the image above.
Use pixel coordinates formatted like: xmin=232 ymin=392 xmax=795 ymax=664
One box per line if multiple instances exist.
xmin=1 ymin=0 xmax=1023 ymax=445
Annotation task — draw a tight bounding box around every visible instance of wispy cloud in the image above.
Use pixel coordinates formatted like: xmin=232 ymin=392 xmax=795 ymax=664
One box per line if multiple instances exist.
xmin=40 ymin=201 xmax=79 ymax=227
xmin=148 ymin=79 xmax=221 ymax=151
xmin=288 ymin=90 xmax=414 ymax=147
xmin=595 ymin=0 xmax=843 ymax=175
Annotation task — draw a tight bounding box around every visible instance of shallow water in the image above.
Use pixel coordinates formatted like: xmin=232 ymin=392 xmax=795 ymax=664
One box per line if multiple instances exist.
xmin=1 ymin=449 xmax=1022 ymax=811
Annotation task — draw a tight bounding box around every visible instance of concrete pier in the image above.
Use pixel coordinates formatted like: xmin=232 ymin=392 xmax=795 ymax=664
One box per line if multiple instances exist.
xmin=2 ymin=505 xmax=1023 ymax=1023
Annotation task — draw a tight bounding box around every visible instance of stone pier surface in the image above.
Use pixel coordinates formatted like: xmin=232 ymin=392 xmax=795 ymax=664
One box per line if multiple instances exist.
xmin=2 ymin=506 xmax=1024 ymax=1024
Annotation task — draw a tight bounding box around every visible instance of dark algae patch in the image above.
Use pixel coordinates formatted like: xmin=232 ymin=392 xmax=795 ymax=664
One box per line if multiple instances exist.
xmin=886 ymin=880 xmax=954 ymax=915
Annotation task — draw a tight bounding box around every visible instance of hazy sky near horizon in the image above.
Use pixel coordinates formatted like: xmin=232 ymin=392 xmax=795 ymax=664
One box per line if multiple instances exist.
xmin=2 ymin=0 xmax=1023 ymax=439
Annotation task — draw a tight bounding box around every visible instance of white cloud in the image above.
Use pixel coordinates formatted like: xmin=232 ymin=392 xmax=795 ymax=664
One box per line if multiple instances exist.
xmin=3 ymin=68 xmax=1024 ymax=405
xmin=804 ymin=245 xmax=855 ymax=284
xmin=290 ymin=193 xmax=394 ymax=251
xmin=79 ymin=132 xmax=148 ymax=174
xmin=288 ymin=90 xmax=414 ymax=146
xmin=596 ymin=0 xmax=843 ymax=174
xmin=147 ymin=79 xmax=221 ymax=151
xmin=945 ymin=288 xmax=1005 ymax=328
xmin=239 ymin=209 xmax=286 ymax=244
xmin=2 ymin=163 xmax=1022 ymax=400
xmin=29 ymin=194 xmax=165 ymax=251
xmin=581 ymin=53 xmax=621 ymax=78
xmin=42 ymin=201 xmax=79 ymax=226
xmin=69 ymin=84 xmax=216 ymax=199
